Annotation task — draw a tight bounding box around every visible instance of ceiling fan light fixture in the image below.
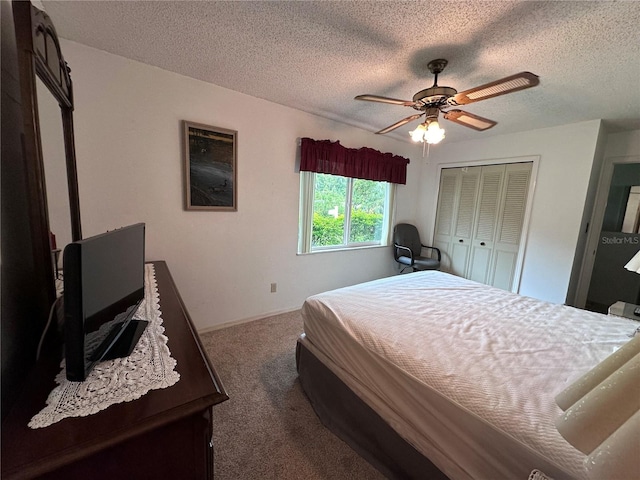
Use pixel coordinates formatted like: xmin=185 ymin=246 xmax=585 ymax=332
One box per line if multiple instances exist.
xmin=410 ymin=118 xmax=445 ymax=144
xmin=425 ymin=120 xmax=445 ymax=144
xmin=409 ymin=123 xmax=427 ymax=142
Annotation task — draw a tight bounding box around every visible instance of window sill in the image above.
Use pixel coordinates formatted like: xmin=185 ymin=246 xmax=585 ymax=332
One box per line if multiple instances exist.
xmin=297 ymin=244 xmax=389 ymax=256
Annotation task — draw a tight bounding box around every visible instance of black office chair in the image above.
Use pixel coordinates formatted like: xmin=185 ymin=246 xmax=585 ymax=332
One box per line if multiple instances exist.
xmin=393 ymin=223 xmax=441 ymax=273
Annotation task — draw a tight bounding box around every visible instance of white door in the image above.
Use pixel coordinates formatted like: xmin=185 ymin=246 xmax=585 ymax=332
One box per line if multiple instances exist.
xmin=434 ymin=166 xmax=480 ymax=275
xmin=468 ymin=165 xmax=504 ymax=284
xmin=489 ymin=163 xmax=532 ymax=290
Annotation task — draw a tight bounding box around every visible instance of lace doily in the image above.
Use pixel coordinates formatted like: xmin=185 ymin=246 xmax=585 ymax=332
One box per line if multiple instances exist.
xmin=29 ymin=264 xmax=180 ymax=429
xmin=528 ymin=470 xmax=553 ymax=480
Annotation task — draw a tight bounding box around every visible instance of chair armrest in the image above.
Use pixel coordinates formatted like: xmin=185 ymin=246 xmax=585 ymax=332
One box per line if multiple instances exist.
xmin=420 ymin=245 xmax=441 ymax=262
xmin=394 ymin=243 xmax=414 ymax=263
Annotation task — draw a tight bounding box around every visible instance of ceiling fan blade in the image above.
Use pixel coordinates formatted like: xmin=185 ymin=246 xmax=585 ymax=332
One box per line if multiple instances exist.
xmin=355 ymin=94 xmax=416 ymax=107
xmin=450 ymin=72 xmax=539 ymax=105
xmin=376 ymin=113 xmax=423 ymax=134
xmin=444 ymin=110 xmax=497 ymax=131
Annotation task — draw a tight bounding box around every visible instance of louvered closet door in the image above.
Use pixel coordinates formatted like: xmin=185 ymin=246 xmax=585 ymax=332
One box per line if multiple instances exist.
xmin=433 ymin=168 xmax=459 ymax=272
xmin=433 ymin=168 xmax=460 ymax=271
xmin=489 ymin=162 xmax=532 ymax=290
xmin=467 ymin=165 xmax=505 ymax=284
xmin=434 ymin=162 xmax=532 ymax=291
xmin=434 ymin=167 xmax=481 ymax=275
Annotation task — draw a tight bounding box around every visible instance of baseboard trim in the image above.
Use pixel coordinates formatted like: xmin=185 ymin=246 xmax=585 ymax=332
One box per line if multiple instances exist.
xmin=197 ymin=306 xmax=301 ymax=334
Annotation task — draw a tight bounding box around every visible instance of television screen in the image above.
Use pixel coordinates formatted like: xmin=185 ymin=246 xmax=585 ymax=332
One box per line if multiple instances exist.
xmin=63 ymin=223 xmax=147 ymax=381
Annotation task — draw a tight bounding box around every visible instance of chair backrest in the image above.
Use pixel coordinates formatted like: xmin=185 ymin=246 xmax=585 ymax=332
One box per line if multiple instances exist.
xmin=393 ymin=223 xmax=422 ymax=257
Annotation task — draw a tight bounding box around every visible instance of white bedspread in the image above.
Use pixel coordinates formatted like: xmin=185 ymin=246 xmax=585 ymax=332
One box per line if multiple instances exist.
xmin=302 ymin=271 xmax=639 ymax=480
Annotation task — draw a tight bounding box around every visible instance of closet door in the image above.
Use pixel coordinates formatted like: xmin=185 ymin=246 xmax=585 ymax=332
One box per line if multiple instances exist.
xmin=434 ymin=167 xmax=481 ymax=275
xmin=467 ymin=165 xmax=505 ymax=284
xmin=433 ymin=162 xmax=532 ymax=291
xmin=433 ymin=168 xmax=459 ymax=271
xmin=489 ymin=163 xmax=532 ymax=290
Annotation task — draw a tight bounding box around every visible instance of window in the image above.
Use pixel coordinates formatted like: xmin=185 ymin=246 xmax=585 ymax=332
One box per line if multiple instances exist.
xmin=298 ymin=172 xmax=395 ymax=253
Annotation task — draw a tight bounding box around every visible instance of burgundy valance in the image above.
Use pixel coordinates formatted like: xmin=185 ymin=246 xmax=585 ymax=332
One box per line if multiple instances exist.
xmin=300 ymin=138 xmax=410 ymax=185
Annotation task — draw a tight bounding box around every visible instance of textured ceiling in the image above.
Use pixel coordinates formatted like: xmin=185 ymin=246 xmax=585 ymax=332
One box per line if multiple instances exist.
xmin=41 ymin=0 xmax=640 ymax=145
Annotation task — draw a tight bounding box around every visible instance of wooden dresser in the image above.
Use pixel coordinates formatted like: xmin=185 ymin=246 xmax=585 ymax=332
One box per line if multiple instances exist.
xmin=1 ymin=261 xmax=228 ymax=479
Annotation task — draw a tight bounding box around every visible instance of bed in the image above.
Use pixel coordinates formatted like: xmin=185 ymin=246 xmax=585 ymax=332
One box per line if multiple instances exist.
xmin=296 ymin=270 xmax=639 ymax=480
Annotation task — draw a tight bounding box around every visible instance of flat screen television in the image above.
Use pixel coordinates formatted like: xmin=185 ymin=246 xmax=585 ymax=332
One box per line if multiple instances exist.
xmin=63 ymin=223 xmax=147 ymax=381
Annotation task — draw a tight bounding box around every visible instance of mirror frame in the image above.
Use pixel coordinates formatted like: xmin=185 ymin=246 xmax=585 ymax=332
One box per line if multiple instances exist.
xmin=13 ymin=1 xmax=82 ymax=297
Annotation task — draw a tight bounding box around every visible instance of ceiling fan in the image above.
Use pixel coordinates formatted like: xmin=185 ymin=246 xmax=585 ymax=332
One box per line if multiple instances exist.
xmin=355 ymin=59 xmax=539 ymax=144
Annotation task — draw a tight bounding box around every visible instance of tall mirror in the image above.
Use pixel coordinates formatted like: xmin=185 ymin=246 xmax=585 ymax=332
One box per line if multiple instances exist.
xmin=37 ymin=77 xmax=72 ymax=278
xmin=3 ymin=0 xmax=82 ymax=421
xmin=14 ymin=1 xmax=82 ymax=297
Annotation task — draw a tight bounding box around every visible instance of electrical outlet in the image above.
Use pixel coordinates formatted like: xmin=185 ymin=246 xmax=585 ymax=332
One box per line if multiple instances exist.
xmin=270 ymin=282 xmax=277 ymax=293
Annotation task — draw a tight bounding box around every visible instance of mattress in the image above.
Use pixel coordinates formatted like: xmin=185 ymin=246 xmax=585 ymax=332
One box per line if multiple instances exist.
xmin=301 ymin=271 xmax=639 ymax=480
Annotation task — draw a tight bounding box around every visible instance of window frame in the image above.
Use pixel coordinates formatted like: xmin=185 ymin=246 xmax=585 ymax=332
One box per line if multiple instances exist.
xmin=298 ymin=171 xmax=396 ymax=254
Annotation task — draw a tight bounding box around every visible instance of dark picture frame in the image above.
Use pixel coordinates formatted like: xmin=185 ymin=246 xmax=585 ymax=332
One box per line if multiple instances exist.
xmin=183 ymin=121 xmax=237 ymax=211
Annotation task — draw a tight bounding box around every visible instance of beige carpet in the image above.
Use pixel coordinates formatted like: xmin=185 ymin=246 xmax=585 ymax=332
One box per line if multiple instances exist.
xmin=199 ymin=310 xmax=386 ymax=480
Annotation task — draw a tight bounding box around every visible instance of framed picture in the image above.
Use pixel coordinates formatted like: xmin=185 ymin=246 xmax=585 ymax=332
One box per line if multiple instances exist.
xmin=183 ymin=121 xmax=237 ymax=211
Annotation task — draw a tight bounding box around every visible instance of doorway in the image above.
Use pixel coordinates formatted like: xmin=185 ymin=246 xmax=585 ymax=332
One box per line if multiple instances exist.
xmin=585 ymin=162 xmax=640 ymax=313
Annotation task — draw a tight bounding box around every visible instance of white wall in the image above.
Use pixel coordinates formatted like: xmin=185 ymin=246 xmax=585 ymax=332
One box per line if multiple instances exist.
xmin=604 ymin=129 xmax=640 ymax=158
xmin=60 ymin=40 xmax=423 ymax=330
xmin=416 ymin=120 xmax=603 ymax=304
xmin=565 ymin=123 xmax=608 ymax=306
